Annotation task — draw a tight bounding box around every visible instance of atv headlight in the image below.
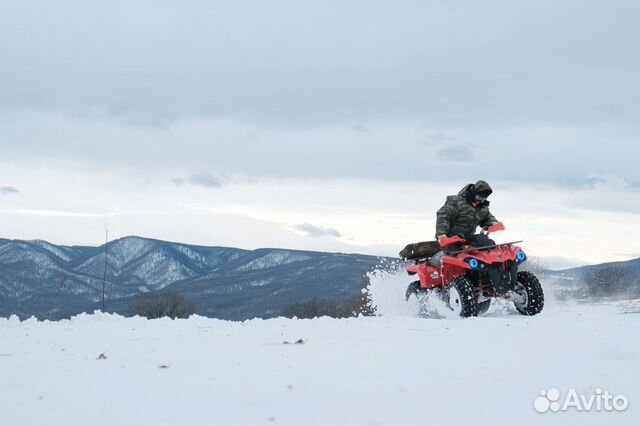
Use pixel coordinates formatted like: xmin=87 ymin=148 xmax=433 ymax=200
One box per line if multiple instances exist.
xmin=468 ymin=258 xmax=480 ymax=269
xmin=517 ymin=250 xmax=527 ymax=263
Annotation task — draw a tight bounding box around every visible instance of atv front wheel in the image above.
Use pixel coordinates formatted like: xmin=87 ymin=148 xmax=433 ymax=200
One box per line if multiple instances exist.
xmin=446 ymin=277 xmax=478 ymax=317
xmin=513 ymin=271 xmax=544 ymax=315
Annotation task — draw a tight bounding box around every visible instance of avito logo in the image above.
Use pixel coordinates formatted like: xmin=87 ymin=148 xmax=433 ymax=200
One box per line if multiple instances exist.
xmin=534 ymin=388 xmax=629 ymax=413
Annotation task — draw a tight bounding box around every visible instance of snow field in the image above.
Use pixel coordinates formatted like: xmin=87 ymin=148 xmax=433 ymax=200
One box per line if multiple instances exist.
xmin=0 ymin=270 xmax=638 ymax=425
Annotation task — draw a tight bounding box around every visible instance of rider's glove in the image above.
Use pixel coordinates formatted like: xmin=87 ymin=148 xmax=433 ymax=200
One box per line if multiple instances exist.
xmin=438 ymin=234 xmax=465 ymax=247
xmin=486 ymin=222 xmax=505 ymax=234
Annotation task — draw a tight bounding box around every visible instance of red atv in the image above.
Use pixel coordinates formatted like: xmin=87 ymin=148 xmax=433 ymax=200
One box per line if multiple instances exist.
xmin=400 ymin=223 xmax=544 ymax=317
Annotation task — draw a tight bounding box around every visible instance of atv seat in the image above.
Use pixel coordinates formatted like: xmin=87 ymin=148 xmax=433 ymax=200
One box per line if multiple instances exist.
xmin=399 ymin=240 xmax=441 ymax=260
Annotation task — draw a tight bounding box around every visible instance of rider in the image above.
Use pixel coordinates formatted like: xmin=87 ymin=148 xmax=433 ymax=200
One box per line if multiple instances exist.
xmin=430 ymin=180 xmax=501 ymax=267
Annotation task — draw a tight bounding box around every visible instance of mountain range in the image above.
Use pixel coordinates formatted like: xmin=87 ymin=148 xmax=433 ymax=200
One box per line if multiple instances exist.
xmin=0 ymin=236 xmax=385 ymax=320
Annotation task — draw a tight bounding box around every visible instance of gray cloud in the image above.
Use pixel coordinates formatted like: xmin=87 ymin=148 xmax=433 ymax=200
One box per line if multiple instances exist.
xmin=295 ymin=223 xmax=342 ymax=238
xmin=436 ymin=144 xmax=475 ymax=163
xmin=2 ymin=112 xmax=638 ymax=191
xmin=0 ymin=1 xmax=638 ymax=193
xmin=0 ymin=186 xmax=19 ymax=195
xmin=1 ymin=0 xmax=638 ymax=127
xmin=172 ymin=173 xmax=225 ymax=189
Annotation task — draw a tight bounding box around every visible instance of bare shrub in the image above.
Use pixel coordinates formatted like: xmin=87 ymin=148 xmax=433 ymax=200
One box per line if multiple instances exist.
xmin=132 ymin=291 xmax=195 ymax=319
xmin=282 ymin=291 xmax=374 ymax=319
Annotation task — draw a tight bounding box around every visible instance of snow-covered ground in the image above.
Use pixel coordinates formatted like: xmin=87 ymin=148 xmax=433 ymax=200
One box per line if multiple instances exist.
xmin=1 ymin=271 xmax=638 ymax=426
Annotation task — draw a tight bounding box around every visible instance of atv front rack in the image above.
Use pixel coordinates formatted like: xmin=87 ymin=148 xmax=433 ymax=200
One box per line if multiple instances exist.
xmin=447 ymin=240 xmax=523 ymax=255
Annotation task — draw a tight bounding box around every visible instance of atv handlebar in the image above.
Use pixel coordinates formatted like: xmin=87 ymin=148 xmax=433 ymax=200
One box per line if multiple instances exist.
xmin=439 ymin=223 xmax=505 ymax=247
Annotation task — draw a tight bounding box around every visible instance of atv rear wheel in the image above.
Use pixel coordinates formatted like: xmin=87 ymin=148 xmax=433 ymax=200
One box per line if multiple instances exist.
xmin=405 ymin=280 xmax=424 ymax=301
xmin=445 ymin=277 xmax=478 ymax=317
xmin=405 ymin=281 xmax=432 ymax=316
xmin=513 ymin=271 xmax=544 ymax=315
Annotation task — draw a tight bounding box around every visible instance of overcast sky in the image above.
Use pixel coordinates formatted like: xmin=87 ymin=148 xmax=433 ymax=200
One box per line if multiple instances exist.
xmin=1 ymin=0 xmax=639 ymax=269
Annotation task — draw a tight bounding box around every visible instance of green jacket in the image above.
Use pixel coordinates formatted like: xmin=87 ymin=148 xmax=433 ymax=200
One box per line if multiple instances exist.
xmin=434 ymin=181 xmax=498 ymax=239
